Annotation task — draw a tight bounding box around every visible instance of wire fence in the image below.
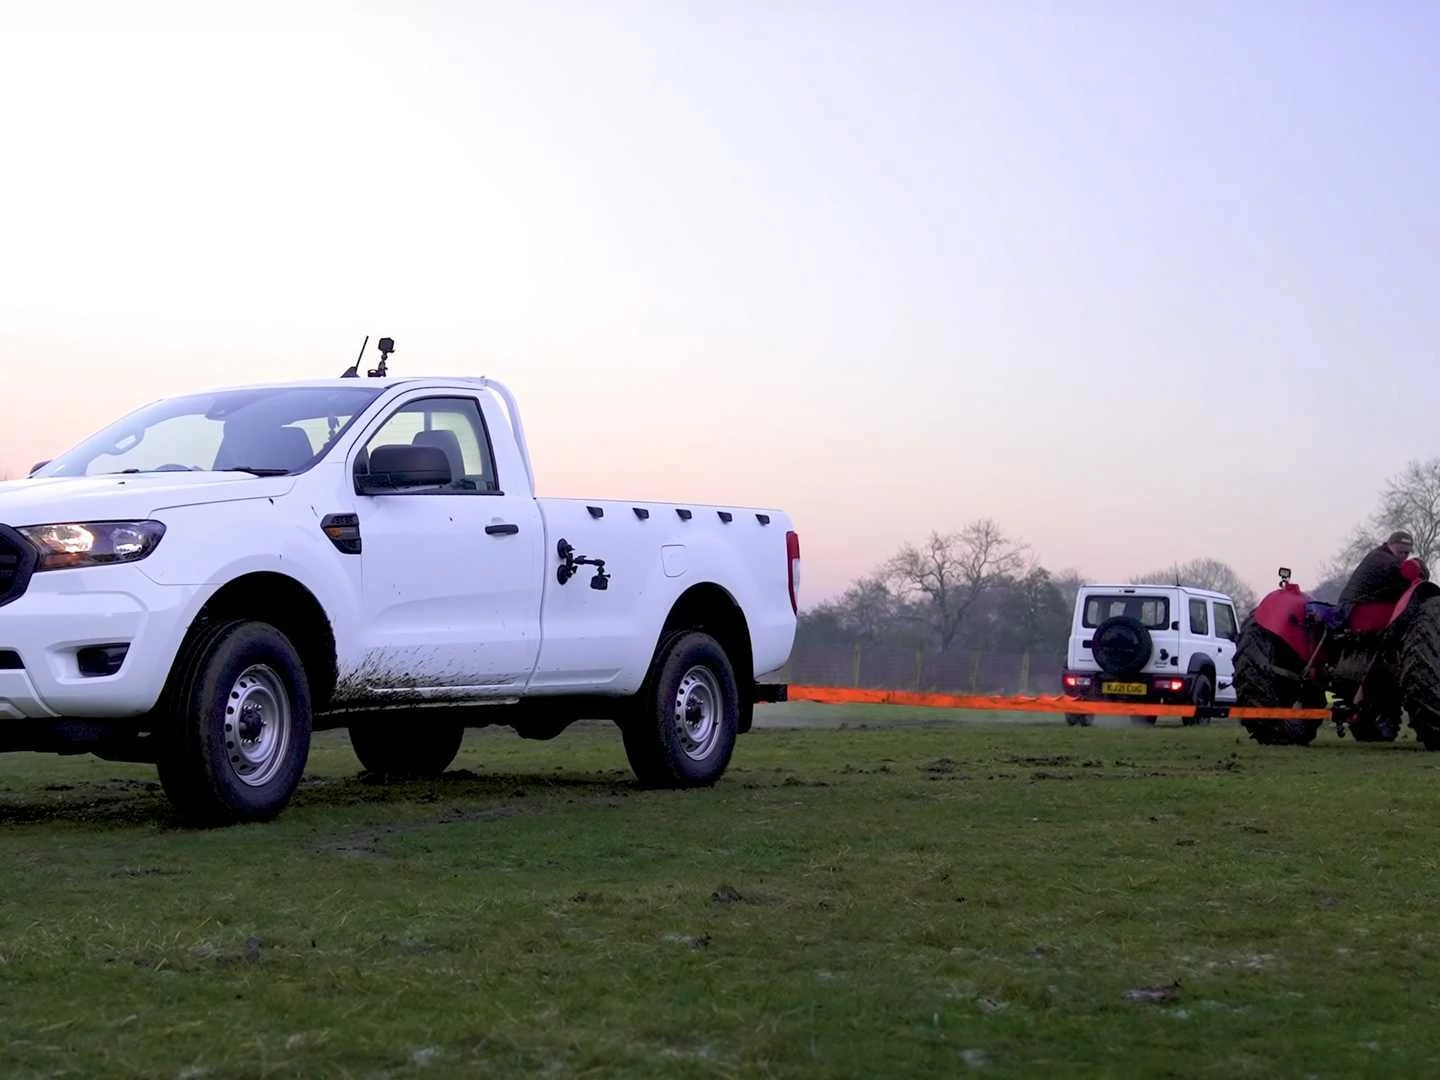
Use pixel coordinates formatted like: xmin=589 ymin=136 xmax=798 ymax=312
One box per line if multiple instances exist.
xmin=777 ymin=644 xmax=1065 ymax=697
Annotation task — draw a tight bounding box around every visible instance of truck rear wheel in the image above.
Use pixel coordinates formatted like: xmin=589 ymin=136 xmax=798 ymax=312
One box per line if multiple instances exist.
xmin=1232 ymin=617 xmax=1323 ymax=747
xmin=1181 ymin=673 xmax=1214 ymax=726
xmin=1399 ymin=597 xmax=1440 ymax=751
xmin=348 ymin=720 xmax=465 ymax=777
xmin=622 ymin=631 xmax=739 ymax=788
xmin=155 ymin=619 xmax=312 ymax=826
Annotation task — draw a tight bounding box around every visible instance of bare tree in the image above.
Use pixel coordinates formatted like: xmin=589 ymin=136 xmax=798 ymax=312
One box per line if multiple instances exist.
xmin=834 ymin=575 xmax=905 ymax=644
xmin=1329 ymin=524 xmax=1380 ymax=580
xmin=1381 ymin=459 xmax=1440 ymax=559
xmin=1331 ymin=458 xmax=1440 ymax=576
xmin=1310 ymin=572 xmax=1348 ymax=604
xmin=1051 ymin=568 xmax=1085 ymax=614
xmin=1011 ymin=566 xmax=1070 ymax=652
xmin=885 ymin=519 xmax=1028 ymax=651
xmin=1133 ymin=557 xmax=1258 ymax=615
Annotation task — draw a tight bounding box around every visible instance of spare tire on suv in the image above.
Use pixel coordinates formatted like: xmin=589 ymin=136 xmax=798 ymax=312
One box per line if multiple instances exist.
xmin=1091 ymin=616 xmax=1153 ymax=676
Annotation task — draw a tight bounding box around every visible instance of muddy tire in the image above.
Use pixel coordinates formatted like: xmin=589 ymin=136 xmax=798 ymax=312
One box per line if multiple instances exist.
xmin=1232 ymin=617 xmax=1324 ymax=747
xmin=1346 ymin=711 xmax=1401 ymax=743
xmin=622 ymin=631 xmax=739 ymax=788
xmin=155 ymin=619 xmax=313 ymax=826
xmin=1182 ymin=673 xmax=1214 ymax=727
xmin=349 ymin=720 xmax=465 ymax=777
xmin=1399 ymin=597 xmax=1440 ymax=751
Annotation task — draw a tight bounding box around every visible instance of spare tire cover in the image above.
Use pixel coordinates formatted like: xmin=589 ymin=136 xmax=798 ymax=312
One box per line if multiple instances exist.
xmin=1091 ymin=616 xmax=1154 ymax=676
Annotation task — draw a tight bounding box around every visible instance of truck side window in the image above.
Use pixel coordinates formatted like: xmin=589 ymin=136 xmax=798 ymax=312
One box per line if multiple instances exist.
xmin=1189 ymin=598 xmax=1210 ymax=636
xmin=360 ymin=396 xmax=499 ymax=493
xmin=1214 ymin=602 xmax=1238 ymax=642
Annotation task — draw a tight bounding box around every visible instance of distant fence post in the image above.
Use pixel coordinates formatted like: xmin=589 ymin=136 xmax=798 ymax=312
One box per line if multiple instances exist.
xmin=914 ymin=649 xmax=923 ymax=690
xmin=851 ymin=643 xmax=862 ymax=687
xmin=1019 ymin=652 xmax=1031 ymax=695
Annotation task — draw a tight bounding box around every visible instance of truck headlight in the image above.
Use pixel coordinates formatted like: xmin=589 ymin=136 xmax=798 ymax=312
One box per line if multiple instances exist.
xmin=17 ymin=521 xmax=167 ymax=571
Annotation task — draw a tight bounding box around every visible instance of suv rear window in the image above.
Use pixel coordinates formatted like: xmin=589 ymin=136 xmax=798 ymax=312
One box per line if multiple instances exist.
xmin=1083 ymin=595 xmax=1170 ymax=629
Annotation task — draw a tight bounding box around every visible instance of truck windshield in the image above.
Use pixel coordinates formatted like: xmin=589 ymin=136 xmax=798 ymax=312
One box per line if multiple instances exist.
xmin=35 ymin=386 xmax=385 ymax=478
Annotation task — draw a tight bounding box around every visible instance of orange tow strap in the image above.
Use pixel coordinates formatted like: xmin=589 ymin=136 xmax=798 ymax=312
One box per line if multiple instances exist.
xmin=783 ymin=685 xmax=1333 ymax=721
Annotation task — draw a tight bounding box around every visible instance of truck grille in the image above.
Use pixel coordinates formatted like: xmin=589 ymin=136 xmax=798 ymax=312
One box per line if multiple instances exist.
xmin=0 ymin=525 xmax=37 ymax=608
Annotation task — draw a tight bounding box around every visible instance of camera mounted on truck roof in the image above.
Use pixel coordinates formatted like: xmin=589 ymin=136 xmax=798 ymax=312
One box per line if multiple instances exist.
xmin=340 ymin=336 xmax=395 ymax=379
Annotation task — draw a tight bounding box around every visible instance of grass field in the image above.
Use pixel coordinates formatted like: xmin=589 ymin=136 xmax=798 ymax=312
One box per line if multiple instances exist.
xmin=3 ymin=704 xmax=1439 ymax=1078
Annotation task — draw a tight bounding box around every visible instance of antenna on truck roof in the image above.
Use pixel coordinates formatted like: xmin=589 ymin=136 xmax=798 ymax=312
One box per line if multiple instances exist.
xmin=340 ymin=335 xmax=368 ymax=378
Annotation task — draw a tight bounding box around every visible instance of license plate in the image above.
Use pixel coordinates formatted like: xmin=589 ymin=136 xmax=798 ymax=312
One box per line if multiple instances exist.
xmin=1101 ymin=681 xmax=1147 ymax=696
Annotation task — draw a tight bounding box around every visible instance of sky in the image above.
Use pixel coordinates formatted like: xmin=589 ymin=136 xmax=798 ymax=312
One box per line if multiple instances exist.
xmin=3 ymin=0 xmax=1439 ymax=607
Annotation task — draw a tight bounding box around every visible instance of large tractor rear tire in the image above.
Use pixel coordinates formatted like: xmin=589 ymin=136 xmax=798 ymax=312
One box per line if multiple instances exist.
xmin=1399 ymin=597 xmax=1440 ymax=751
xmin=1232 ymin=617 xmax=1324 ymax=747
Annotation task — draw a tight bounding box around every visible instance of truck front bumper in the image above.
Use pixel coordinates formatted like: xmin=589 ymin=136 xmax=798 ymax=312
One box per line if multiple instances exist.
xmin=0 ymin=567 xmax=198 ymax=720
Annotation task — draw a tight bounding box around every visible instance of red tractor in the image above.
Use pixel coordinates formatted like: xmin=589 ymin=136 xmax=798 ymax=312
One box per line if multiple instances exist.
xmin=1232 ymin=561 xmax=1440 ymax=747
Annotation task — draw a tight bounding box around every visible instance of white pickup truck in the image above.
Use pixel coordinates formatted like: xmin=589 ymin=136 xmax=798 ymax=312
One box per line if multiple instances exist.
xmin=0 ymin=362 xmax=799 ymax=824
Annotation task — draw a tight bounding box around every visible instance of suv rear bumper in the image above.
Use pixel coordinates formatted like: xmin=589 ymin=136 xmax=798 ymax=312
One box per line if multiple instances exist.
xmin=1062 ymin=670 xmax=1198 ymax=706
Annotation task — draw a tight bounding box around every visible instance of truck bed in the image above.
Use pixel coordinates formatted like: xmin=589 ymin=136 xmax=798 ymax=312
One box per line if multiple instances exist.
xmin=529 ymin=496 xmax=797 ymax=695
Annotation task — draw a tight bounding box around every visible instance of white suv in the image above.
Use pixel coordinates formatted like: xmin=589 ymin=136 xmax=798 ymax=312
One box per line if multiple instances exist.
xmin=1061 ymin=583 xmax=1240 ymax=726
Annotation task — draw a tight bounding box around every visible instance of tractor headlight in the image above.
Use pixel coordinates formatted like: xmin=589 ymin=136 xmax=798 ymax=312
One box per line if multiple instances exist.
xmin=17 ymin=521 xmax=167 ymax=571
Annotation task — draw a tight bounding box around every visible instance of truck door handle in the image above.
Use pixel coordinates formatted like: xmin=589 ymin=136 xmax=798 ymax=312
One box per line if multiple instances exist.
xmin=486 ymin=523 xmax=520 ymax=536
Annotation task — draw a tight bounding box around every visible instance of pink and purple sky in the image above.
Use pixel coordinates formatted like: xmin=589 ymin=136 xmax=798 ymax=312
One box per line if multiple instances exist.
xmin=4 ymin=2 xmax=1438 ymax=607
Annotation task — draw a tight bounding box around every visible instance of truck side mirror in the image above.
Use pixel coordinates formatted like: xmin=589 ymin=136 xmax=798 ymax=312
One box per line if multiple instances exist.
xmin=354 ymin=445 xmax=453 ymax=494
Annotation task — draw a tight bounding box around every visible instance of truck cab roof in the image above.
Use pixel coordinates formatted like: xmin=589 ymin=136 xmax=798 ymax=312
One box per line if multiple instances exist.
xmin=165 ymin=375 xmax=500 ymax=394
xmin=1078 ymin=583 xmax=1234 ymax=602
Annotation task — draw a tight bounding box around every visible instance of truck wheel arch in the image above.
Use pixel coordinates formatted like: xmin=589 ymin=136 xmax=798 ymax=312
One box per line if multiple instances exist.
xmin=1186 ymin=654 xmax=1217 ymax=679
xmin=176 ymin=572 xmax=338 ymax=712
xmin=650 ymin=583 xmax=756 ymax=732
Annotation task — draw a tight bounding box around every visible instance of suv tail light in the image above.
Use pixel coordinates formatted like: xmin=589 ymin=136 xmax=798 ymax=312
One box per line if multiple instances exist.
xmin=785 ymin=530 xmax=801 ymax=615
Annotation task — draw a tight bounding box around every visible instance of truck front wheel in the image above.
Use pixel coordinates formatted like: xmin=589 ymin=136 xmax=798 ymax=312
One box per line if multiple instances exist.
xmin=155 ymin=619 xmax=313 ymax=826
xmin=622 ymin=631 xmax=739 ymax=788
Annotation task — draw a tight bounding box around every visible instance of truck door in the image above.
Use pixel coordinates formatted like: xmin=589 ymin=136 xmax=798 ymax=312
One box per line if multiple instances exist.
xmin=347 ymin=391 xmax=544 ymax=699
xmin=1212 ymin=600 xmax=1239 ymax=700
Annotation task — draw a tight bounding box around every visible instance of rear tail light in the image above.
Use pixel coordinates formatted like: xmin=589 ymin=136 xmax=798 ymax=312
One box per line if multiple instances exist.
xmin=1156 ymin=678 xmax=1184 ymax=692
xmin=785 ymin=530 xmax=801 ymax=615
xmin=1063 ymin=674 xmax=1092 ymax=688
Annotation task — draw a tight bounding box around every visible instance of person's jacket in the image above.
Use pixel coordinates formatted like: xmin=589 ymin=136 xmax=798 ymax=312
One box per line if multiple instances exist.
xmin=1338 ymin=545 xmax=1410 ymax=608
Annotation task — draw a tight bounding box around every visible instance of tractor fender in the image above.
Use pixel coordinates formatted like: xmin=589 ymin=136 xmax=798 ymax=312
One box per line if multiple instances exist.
xmin=1390 ymin=579 xmax=1440 ymax=626
xmin=1251 ymin=583 xmax=1315 ymax=663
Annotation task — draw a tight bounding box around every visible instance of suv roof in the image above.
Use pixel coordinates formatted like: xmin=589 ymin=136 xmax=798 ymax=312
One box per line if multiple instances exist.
xmin=1078 ymin=583 xmax=1234 ymax=602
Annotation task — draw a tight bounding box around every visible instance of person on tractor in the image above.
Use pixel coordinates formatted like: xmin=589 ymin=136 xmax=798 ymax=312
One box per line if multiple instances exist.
xmin=1337 ymin=530 xmax=1420 ymax=615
